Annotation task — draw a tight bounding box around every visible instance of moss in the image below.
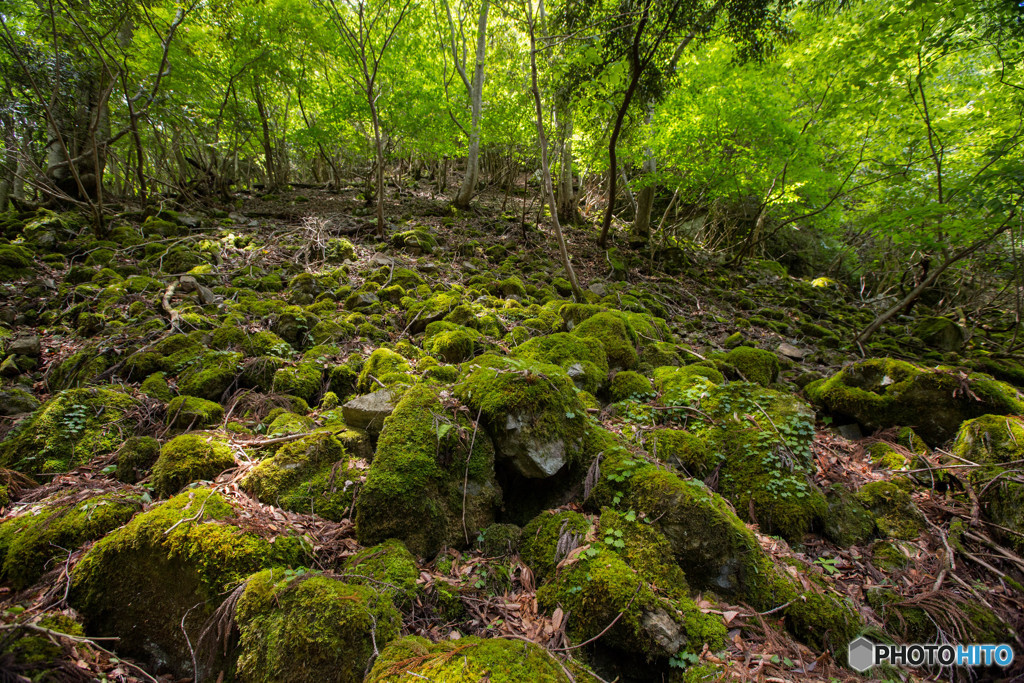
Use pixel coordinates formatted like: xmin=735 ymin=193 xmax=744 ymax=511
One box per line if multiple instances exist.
xmin=511 ymin=333 xmax=609 ymax=394
xmin=405 ymin=289 xmax=462 ymax=333
xmin=870 ymin=540 xmax=910 ymax=571
xmin=167 ymin=395 xmax=225 ymax=429
xmin=69 ymin=489 xmax=309 ymax=678
xmin=491 ymin=276 xmax=527 ymax=298
xmin=1 ymin=612 xmax=84 ymax=670
xmin=455 ymin=354 xmax=587 ymax=477
xmin=266 ymin=411 xmax=314 ymax=436
xmin=241 ymin=431 xmax=355 ymax=521
xmin=477 ymin=523 xmax=523 ymax=557
xmin=423 ymin=321 xmax=480 ymax=363
xmin=47 ymin=346 xmax=111 ymax=389
xmin=856 ymin=481 xmax=925 ymax=540
xmin=358 ymin=348 xmax=411 ymax=393
xmin=245 ymin=330 xmax=293 ymax=358
xmin=520 ymin=510 xmax=592 ymax=582
xmin=366 ymin=635 xmax=570 ymax=683
xmin=178 ymin=350 xmax=243 ymax=401
xmin=152 ymin=433 xmax=236 ymax=496
xmin=648 ymin=429 xmax=710 ymax=475
xmin=822 ymin=483 xmax=876 ymax=546
xmin=0 ymin=387 xmax=140 ymax=476
xmin=235 ymin=569 xmax=401 ymax=683
xmin=574 ymin=312 xmax=638 ymax=370
xmin=0 ymin=493 xmax=141 ymax=589
xmin=597 ymin=508 xmax=690 ymax=601
xmin=391 ymin=228 xmax=438 ymax=254
xmin=0 ymin=243 xmax=33 ymax=280
xmin=805 ymin=358 xmax=1024 ymax=445
xmin=115 ymin=436 xmax=161 ymax=483
xmin=638 ymin=341 xmax=683 ymax=372
xmin=272 ymin=361 xmax=323 ymax=403
xmin=724 ymin=346 xmax=780 ymax=387
xmin=653 ymin=365 xmax=724 ymax=401
xmin=723 ymin=331 xmax=745 ymax=349
xmin=355 ymin=385 xmax=500 ymax=557
xmin=609 ymin=370 xmax=654 ymax=403
xmin=342 ymin=539 xmax=420 ymax=607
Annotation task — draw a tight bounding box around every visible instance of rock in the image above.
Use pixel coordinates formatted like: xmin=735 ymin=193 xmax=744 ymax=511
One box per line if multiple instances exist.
xmin=837 ymin=422 xmax=863 ymax=440
xmin=456 ymin=354 xmax=586 ymax=479
xmin=367 ymin=637 xmax=571 ymax=683
xmin=776 ymin=342 xmax=805 ymax=360
xmin=0 ymin=356 xmax=19 ymax=378
xmin=511 ymin=333 xmax=609 ymax=394
xmin=588 ymin=281 xmax=607 ymax=296
xmin=342 ymin=389 xmax=395 ymax=434
xmin=914 ymin=316 xmax=965 ymax=352
xmin=8 ymin=335 xmax=40 ymax=357
xmin=345 ymin=291 xmax=379 ymax=311
xmin=0 ymin=387 xmax=40 ymax=416
xmin=805 ymin=358 xmax=1024 ymax=445
xmin=151 ymin=432 xmax=236 ymax=496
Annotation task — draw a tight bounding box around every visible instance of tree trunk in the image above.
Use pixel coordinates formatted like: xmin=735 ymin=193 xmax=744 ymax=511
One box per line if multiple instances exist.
xmin=369 ymin=92 xmax=386 ymax=236
xmin=254 ymin=80 xmax=277 ymax=191
xmin=555 ymin=106 xmax=578 ymax=223
xmin=453 ymin=0 xmax=489 ymax=208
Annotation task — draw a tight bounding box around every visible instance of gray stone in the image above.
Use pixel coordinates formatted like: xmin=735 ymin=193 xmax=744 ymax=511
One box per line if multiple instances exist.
xmin=837 ymin=422 xmax=863 ymax=440
xmin=588 ymin=282 xmax=607 ymax=297
xmin=565 ymin=362 xmax=587 ymax=389
xmin=641 ymin=609 xmax=685 ymax=655
xmin=776 ymin=342 xmax=805 ymax=361
xmin=346 ymin=292 xmax=379 ymax=311
xmin=342 ymin=389 xmax=395 ymax=434
xmin=492 ymin=412 xmax=569 ymax=478
xmin=8 ymin=335 xmax=41 ymax=357
xmin=0 ymin=387 xmax=40 ymax=416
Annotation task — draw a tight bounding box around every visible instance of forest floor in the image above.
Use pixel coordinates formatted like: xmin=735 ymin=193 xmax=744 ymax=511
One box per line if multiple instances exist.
xmin=0 ymin=182 xmax=1022 ymax=683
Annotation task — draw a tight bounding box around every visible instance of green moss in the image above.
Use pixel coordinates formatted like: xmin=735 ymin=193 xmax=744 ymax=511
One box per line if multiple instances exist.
xmin=856 ymin=481 xmax=925 ymax=540
xmin=638 ymin=341 xmax=683 ymax=372
xmin=358 ymin=348 xmax=411 ymax=393
xmin=574 ymin=312 xmax=638 ymax=370
xmin=69 ymin=489 xmax=309 ymax=678
xmin=366 ymin=636 xmax=570 ymax=683
xmin=272 ymin=361 xmax=323 ymax=403
xmin=870 ymin=540 xmax=910 ymax=571
xmin=455 ymin=354 xmax=587 ymax=477
xmin=724 ymin=346 xmax=780 ymax=387
xmin=0 ymin=387 xmax=140 ymax=475
xmin=822 ymin=484 xmax=876 ymax=546
xmin=178 ymin=351 xmax=243 ymax=401
xmin=653 ymin=365 xmax=724 ymax=401
xmin=342 ymin=538 xmax=420 ymax=607
xmin=597 ymin=508 xmax=690 ymax=600
xmin=477 ymin=523 xmax=523 ymax=557
xmin=0 ymin=493 xmax=141 ymax=589
xmin=391 ymin=228 xmax=438 ymax=254
xmin=648 ymin=429 xmax=710 ymax=475
xmin=520 ymin=510 xmax=592 ymax=582
xmin=423 ymin=321 xmax=480 ymax=363
xmin=152 ymin=433 xmax=236 ymax=496
xmin=511 ymin=333 xmax=609 ymax=394
xmin=326 ymin=237 xmax=357 ymax=262
xmin=266 ymin=411 xmax=314 ymax=436
xmin=235 ymin=569 xmax=401 ymax=683
xmin=47 ymin=347 xmax=111 ymax=390
xmin=167 ymin=395 xmax=224 ymax=429
xmin=355 ymin=385 xmax=500 ymax=556
xmin=0 ymin=243 xmax=33 ymax=280
xmin=609 ymin=370 xmax=654 ymax=403
xmin=115 ymin=436 xmax=161 ymax=483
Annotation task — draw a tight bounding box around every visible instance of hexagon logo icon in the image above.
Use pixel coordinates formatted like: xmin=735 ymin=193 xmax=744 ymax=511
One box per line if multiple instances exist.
xmin=848 ymin=637 xmax=876 ymax=672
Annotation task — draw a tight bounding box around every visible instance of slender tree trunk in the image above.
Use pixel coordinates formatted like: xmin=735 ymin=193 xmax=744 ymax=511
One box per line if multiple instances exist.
xmin=454 ymin=0 xmax=489 ymax=208
xmin=555 ymin=106 xmax=578 ymax=222
xmin=528 ymin=0 xmax=583 ymax=302
xmin=370 ymin=92 xmax=386 ymax=236
xmin=254 ymin=81 xmax=277 ymax=191
xmin=632 ymin=106 xmax=657 ymax=240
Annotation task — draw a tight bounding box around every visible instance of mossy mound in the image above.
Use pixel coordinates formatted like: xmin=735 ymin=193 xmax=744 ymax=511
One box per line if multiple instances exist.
xmin=152 ymin=432 xmax=236 ymax=496
xmin=0 ymin=387 xmax=140 ymax=476
xmin=456 ymin=354 xmax=586 ymax=479
xmin=855 ymin=481 xmax=925 ymax=540
xmin=234 ymin=569 xmax=401 ymax=683
xmin=950 ymin=415 xmax=1024 ymax=552
xmin=241 ymin=431 xmax=356 ymax=521
xmin=342 ymin=538 xmax=420 ymax=607
xmin=366 ymin=636 xmax=571 ymax=683
xmin=167 ymin=395 xmax=225 ymax=429
xmin=357 ymin=348 xmax=411 ymax=393
xmin=115 ymin=436 xmax=162 ymax=483
xmin=0 ymin=612 xmax=85 ymax=675
xmin=648 ymin=429 xmax=710 ymax=475
xmin=511 ymin=332 xmax=609 ymax=394
xmin=805 ymin=358 xmax=1024 ymax=445
xmin=0 ymin=493 xmax=142 ymax=590
xmin=724 ymin=346 xmax=780 ymax=387
xmin=573 ymin=312 xmax=638 ymax=370
xmin=653 ymin=364 xmax=723 ymax=401
xmin=178 ymin=351 xmax=243 ymax=401
xmin=822 ymin=483 xmax=876 ymax=546
xmin=69 ymin=489 xmax=310 ymax=678
xmin=520 ymin=509 xmax=593 ymax=583
xmin=609 ymin=370 xmax=654 ymax=403
xmin=355 ymin=385 xmax=501 ymax=557
xmin=422 ymin=321 xmax=481 ymax=363
xmin=0 ymin=243 xmax=33 ymax=280
xmin=272 ymin=361 xmax=323 ymax=403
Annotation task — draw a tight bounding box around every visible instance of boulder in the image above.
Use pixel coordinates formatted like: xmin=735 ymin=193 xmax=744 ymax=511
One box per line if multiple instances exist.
xmin=8 ymin=335 xmax=40 ymax=357
xmin=342 ymin=389 xmax=395 ymax=434
xmin=367 ymin=637 xmax=570 ymax=683
xmin=914 ymin=316 xmax=965 ymax=352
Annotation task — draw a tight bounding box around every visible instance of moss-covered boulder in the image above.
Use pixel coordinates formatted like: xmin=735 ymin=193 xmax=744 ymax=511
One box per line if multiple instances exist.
xmin=341 ymin=538 xmax=420 ymax=607
xmin=855 ymin=481 xmax=925 ymax=540
xmin=178 ymin=351 xmax=243 ymax=401
xmin=115 ymin=435 xmax=162 ymax=483
xmin=69 ymin=489 xmax=310 ymax=678
xmin=914 ymin=316 xmax=965 ymax=352
xmin=234 ymin=569 xmax=401 ymax=683
xmin=648 ymin=428 xmax=710 ymax=475
xmin=357 ymin=348 xmax=411 ymax=393
xmin=950 ymin=415 xmax=1024 ymax=552
xmin=805 ymin=359 xmax=1024 ymax=445
xmin=822 ymin=483 xmax=876 ymax=547
xmin=510 ymin=332 xmax=609 ymax=394
xmin=167 ymin=395 xmax=225 ymax=429
xmin=152 ymin=433 xmax=236 ymax=496
xmin=0 ymin=492 xmax=141 ymax=589
xmin=0 ymin=243 xmax=33 ymax=280
xmin=609 ymin=370 xmax=654 ymax=403
xmin=272 ymin=361 xmax=323 ymax=403
xmin=355 ymin=385 xmax=501 ymax=557
xmin=241 ymin=431 xmax=357 ymax=521
xmin=456 ymin=354 xmax=586 ymax=479
xmin=573 ymin=312 xmax=638 ymax=370
xmin=422 ymin=321 xmax=480 ymax=363
xmin=0 ymin=387 xmax=140 ymax=476
xmin=724 ymin=346 xmax=780 ymax=387
xmin=366 ymin=636 xmax=571 ymax=683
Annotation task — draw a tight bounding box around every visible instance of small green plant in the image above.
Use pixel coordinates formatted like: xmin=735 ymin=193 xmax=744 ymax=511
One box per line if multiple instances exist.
xmin=668 ymin=652 xmax=699 ymax=669
xmin=815 ymin=556 xmax=841 ymax=576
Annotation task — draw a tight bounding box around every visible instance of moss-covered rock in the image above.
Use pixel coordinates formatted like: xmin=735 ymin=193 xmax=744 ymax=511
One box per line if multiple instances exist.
xmin=822 ymin=483 xmax=876 ymax=546
xmin=0 ymin=387 xmax=140 ymax=475
xmin=422 ymin=321 xmax=481 ymax=364
xmin=0 ymin=243 xmax=33 ymax=280
xmin=167 ymin=395 xmax=225 ymax=429
xmin=855 ymin=481 xmax=925 ymax=540
xmin=511 ymin=332 xmax=609 ymax=394
xmin=69 ymin=489 xmax=309 ymax=678
xmin=609 ymin=370 xmax=654 ymax=403
xmin=724 ymin=346 xmax=780 ymax=387
xmin=272 ymin=361 xmax=323 ymax=404
xmin=178 ymin=351 xmax=243 ymax=401
xmin=152 ymin=432 xmax=236 ymax=496
xmin=357 ymin=348 xmax=411 ymax=393
xmin=241 ymin=431 xmax=356 ymax=521
xmin=234 ymin=569 xmax=401 ymax=683
xmin=574 ymin=312 xmax=638 ymax=370
xmin=366 ymin=636 xmax=571 ymax=683
xmin=141 ymin=371 xmax=174 ymax=401
xmin=456 ymin=354 xmax=586 ymax=478
xmin=477 ymin=523 xmax=523 ymax=557
xmin=115 ymin=436 xmax=162 ymax=483
xmin=342 ymin=538 xmax=420 ymax=607
xmin=355 ymin=385 xmax=501 ymax=557
xmin=914 ymin=316 xmax=965 ymax=352
xmin=0 ymin=492 xmax=141 ymax=589
xmin=648 ymin=429 xmax=710 ymax=475
xmin=805 ymin=359 xmax=1024 ymax=445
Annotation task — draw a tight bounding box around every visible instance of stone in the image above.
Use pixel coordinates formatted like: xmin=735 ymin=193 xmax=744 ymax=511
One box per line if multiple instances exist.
xmin=588 ymin=282 xmax=607 ymax=296
xmin=914 ymin=316 xmax=965 ymax=352
xmin=837 ymin=423 xmax=863 ymax=440
xmin=776 ymin=342 xmax=805 ymax=360
xmin=8 ymin=335 xmax=41 ymax=357
xmin=342 ymin=389 xmax=395 ymax=434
